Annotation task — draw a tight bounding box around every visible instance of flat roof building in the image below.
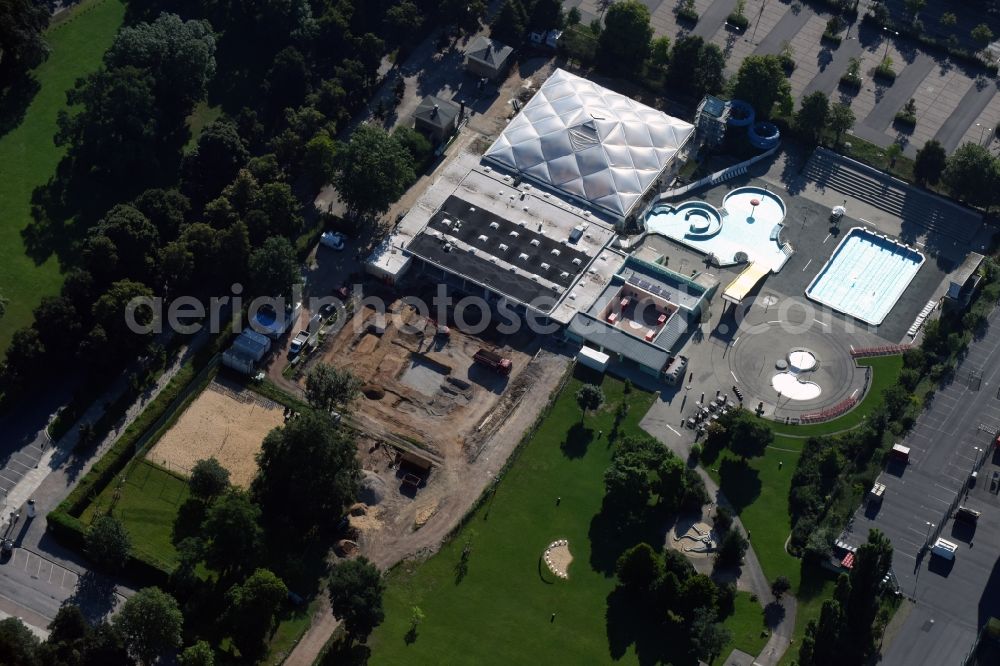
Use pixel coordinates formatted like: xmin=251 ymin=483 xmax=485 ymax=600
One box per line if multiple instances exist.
xmin=483 ymin=69 xmax=695 ymax=221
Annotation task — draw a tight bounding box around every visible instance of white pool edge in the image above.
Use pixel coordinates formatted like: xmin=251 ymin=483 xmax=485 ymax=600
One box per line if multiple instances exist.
xmin=804 ymin=226 xmax=926 ymax=326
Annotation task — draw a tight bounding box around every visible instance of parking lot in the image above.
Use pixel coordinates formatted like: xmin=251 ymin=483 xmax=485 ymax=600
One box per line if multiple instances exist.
xmin=7 ymin=548 xmax=79 ymax=592
xmin=850 ymin=306 xmax=1000 ymax=665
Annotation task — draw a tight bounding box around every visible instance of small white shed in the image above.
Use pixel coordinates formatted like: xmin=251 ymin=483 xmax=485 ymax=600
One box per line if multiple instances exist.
xmin=578 ymin=346 xmax=610 ymax=372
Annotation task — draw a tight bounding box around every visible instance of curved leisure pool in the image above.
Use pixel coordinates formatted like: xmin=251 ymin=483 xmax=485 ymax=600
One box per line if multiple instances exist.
xmin=645 ymin=186 xmax=789 ymax=272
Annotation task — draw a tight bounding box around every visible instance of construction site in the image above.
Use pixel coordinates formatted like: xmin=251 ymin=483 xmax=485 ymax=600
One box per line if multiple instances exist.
xmin=284 ymin=280 xmax=570 ymax=556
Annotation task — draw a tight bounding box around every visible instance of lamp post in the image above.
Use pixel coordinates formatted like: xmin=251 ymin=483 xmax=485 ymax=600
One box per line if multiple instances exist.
xmin=924 ymin=521 xmax=935 ymax=547
xmin=750 ymin=0 xmax=768 ymax=43
xmin=972 ymin=446 xmax=984 ymax=474
xmin=883 ymin=28 xmax=899 ymax=60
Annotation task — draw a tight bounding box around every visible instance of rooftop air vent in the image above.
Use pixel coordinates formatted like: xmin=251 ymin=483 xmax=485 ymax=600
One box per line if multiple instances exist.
xmin=489 ymin=221 xmax=500 ymax=230
xmin=550 ymin=248 xmax=561 ymax=256
xmin=442 ymin=218 xmax=452 ymax=226
xmin=478 ymin=235 xmax=489 ymax=243
xmin=518 ymin=253 xmax=529 ymax=261
xmin=509 ymin=230 xmax=520 ymax=238
xmin=530 ymin=239 xmax=540 ymax=247
xmin=498 ymin=243 xmax=509 ymax=252
xmin=560 ymin=271 xmax=570 ymax=279
xmin=572 ymin=258 xmax=582 ymax=266
xmin=540 ymin=262 xmax=550 ymax=271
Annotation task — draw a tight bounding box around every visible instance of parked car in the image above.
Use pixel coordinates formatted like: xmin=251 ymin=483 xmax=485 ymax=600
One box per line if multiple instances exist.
xmin=320 ymin=231 xmax=346 ymax=250
xmin=289 ymin=330 xmax=309 ymax=355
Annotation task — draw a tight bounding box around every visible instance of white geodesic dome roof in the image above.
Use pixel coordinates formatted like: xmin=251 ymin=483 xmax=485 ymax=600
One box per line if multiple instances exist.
xmin=484 ymin=69 xmax=695 ymax=219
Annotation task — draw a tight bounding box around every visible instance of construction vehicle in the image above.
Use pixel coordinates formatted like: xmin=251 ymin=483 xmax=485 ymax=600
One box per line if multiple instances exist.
xmin=473 ymin=349 xmax=512 ymax=376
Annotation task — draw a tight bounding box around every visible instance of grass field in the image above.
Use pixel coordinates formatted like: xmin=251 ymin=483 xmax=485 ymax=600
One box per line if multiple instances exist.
xmin=80 ymin=458 xmax=189 ymax=571
xmin=707 ymin=355 xmax=903 ymax=663
xmin=370 ymin=374 xmax=770 ymax=665
xmin=0 ymin=0 xmax=125 ymax=353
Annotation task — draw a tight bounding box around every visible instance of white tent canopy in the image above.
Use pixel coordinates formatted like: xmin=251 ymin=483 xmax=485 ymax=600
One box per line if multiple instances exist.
xmin=484 ymin=69 xmax=695 ymax=219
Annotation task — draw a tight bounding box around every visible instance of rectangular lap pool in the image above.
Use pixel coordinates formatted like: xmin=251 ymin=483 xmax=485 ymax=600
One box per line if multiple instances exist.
xmin=805 ymin=227 xmax=924 ymax=326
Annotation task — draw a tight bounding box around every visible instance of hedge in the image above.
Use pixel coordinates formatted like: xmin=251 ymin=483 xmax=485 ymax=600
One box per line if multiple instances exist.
xmin=47 ymin=332 xmax=230 ymax=580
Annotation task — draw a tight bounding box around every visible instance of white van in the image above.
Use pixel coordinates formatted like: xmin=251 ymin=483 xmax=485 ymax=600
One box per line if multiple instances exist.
xmin=931 ymin=538 xmax=958 ymax=560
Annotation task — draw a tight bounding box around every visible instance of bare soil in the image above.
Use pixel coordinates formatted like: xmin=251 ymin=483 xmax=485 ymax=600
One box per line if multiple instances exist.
xmin=145 ymin=379 xmax=284 ymax=486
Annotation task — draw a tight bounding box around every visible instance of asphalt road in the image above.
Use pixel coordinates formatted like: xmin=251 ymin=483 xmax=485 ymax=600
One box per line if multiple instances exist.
xmin=849 ymin=305 xmax=1000 ymax=665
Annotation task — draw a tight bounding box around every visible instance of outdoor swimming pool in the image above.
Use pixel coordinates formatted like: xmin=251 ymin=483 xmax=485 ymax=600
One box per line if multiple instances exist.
xmin=645 ymin=186 xmax=790 ymax=272
xmin=806 ymin=227 xmax=924 ymax=326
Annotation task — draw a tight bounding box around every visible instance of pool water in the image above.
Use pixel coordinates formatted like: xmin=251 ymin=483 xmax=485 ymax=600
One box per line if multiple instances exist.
xmin=806 ymin=227 xmax=924 ymax=326
xmin=645 ymin=186 xmax=790 ymax=272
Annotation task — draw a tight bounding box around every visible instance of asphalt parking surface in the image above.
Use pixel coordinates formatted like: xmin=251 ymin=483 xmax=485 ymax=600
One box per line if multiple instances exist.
xmin=849 ymin=306 xmax=1000 ymax=665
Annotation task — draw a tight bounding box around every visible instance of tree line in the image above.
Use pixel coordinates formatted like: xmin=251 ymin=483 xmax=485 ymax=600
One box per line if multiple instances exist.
xmin=0 ymin=0 xmax=489 ymax=403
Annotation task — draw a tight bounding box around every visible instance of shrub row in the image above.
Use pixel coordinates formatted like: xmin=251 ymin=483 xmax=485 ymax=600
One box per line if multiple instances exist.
xmin=726 ymin=13 xmax=749 ymax=31
xmin=676 ymin=6 xmax=699 ymax=24
xmin=861 ymin=12 xmax=999 ymax=76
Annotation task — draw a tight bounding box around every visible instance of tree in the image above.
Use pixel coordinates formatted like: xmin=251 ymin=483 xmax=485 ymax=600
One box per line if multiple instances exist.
xmin=202 ymin=490 xmax=263 ymax=576
xmin=903 ymin=0 xmax=925 ymax=18
xmin=87 ymin=204 xmax=160 ymax=284
xmin=306 ymin=364 xmax=362 ymax=413
xmin=384 ymin=1 xmax=423 ymax=44
xmin=690 ymin=607 xmax=732 ymax=663
xmin=615 ymin=543 xmax=663 ymax=592
xmin=716 ymin=409 xmax=773 ymax=458
xmin=328 ymin=557 xmax=384 ymax=642
xmin=529 ymin=0 xmax=563 ymax=31
xmin=133 ymin=188 xmax=190 ymax=241
xmin=972 ymin=23 xmax=994 ymax=49
xmin=0 ymin=0 xmax=50 ymax=84
xmin=334 ymin=124 xmax=415 ymax=217
xmin=225 ymin=569 xmax=288 ymax=658
xmin=0 ymin=617 xmax=40 ymax=666
xmin=730 ymin=55 xmax=790 ymax=120
xmin=575 ymin=384 xmax=605 ymax=422
xmin=181 ymin=119 xmax=249 ymax=206
xmin=796 ymin=91 xmax=830 ymax=144
xmin=303 ymin=131 xmax=338 ymax=188
xmin=113 ymin=587 xmax=183 ymax=665
xmin=914 ymin=139 xmax=947 ymax=185
xmin=940 ymin=12 xmax=956 ymax=28
xmin=189 ymin=457 xmax=231 ymax=501
xmin=90 ymin=279 xmax=156 ymax=360
xmin=2 ymin=327 xmax=46 ymax=389
xmin=828 ymin=103 xmax=856 ymax=145
xmin=32 ymin=296 xmax=81 ymax=360
xmin=85 ymin=515 xmax=131 ymax=572
xmin=772 ymin=575 xmax=792 ymax=601
xmin=393 ymin=126 xmax=433 ymax=170
xmin=598 ymin=1 xmax=653 ymax=74
xmin=715 ymin=528 xmax=748 ymax=568
xmin=264 ymin=47 xmax=311 ymax=117
xmin=56 ymin=66 xmax=161 ymax=186
xmin=943 ymin=142 xmax=999 ymax=206
xmin=105 ymin=13 xmax=216 ymax=114
xmin=650 ymin=36 xmax=671 ymax=68
xmin=667 ymin=35 xmax=724 ymax=97
xmin=251 ymin=409 xmax=360 ymax=536
xmin=843 ymin=529 xmax=893 ymax=661
xmin=248 ymin=236 xmax=299 ymax=299
xmin=491 ymin=0 xmax=528 ymax=45
xmin=180 ymin=640 xmax=215 ymax=666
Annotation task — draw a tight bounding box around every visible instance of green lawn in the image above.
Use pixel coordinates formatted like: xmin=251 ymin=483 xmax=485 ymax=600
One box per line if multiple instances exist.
xmin=724 ymin=591 xmax=771 ymax=659
xmin=80 ymin=459 xmax=189 ymax=571
xmin=705 ymin=440 xmax=803 ymax=589
xmin=0 ymin=0 xmax=125 ymax=353
xmin=765 ymin=356 xmax=904 ymax=438
xmin=370 ymin=374 xmax=769 ymax=665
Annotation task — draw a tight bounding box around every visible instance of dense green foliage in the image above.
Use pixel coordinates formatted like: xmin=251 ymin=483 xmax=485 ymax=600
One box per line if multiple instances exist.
xmin=304 ymin=363 xmax=361 ymax=413
xmin=666 ymin=35 xmax=726 ymax=98
xmin=328 ymin=557 xmax=386 ymax=642
xmin=85 ymin=514 xmax=132 ymax=572
xmin=729 ymin=55 xmax=791 ymax=119
xmin=598 ymin=0 xmax=653 ymax=74
xmin=114 ymin=586 xmax=183 ymax=664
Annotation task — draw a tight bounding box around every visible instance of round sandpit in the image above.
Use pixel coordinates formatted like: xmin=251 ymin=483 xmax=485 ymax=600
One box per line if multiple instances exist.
xmin=543 ymin=540 xmax=573 ymax=579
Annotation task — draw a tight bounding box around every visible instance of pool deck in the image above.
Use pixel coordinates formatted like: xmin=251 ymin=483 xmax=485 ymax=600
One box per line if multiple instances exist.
xmin=805 ymin=228 xmax=925 ymax=326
